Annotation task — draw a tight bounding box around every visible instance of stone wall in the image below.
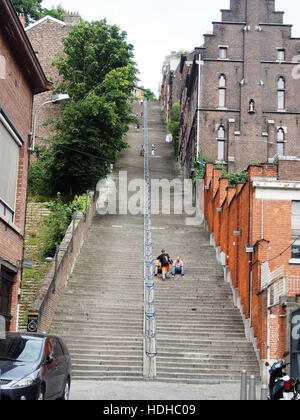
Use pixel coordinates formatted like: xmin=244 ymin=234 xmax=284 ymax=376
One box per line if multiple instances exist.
xmin=28 ymin=195 xmax=97 ymax=333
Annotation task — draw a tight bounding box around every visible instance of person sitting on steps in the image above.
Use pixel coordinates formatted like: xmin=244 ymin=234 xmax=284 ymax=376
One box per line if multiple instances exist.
xmin=172 ymin=257 xmax=184 ymax=279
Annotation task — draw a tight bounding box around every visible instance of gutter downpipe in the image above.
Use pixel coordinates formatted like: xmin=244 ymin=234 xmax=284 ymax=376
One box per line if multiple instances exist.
xmin=196 ymin=54 xmax=202 ymax=160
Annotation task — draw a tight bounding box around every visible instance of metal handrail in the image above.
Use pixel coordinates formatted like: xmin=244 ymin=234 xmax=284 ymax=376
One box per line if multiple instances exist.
xmin=143 ymin=99 xmax=157 ymax=379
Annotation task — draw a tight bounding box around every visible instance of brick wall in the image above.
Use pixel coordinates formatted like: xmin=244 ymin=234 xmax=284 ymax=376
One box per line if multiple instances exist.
xmin=26 ymin=18 xmax=71 ymax=147
xmin=0 ymin=24 xmax=40 ymax=331
xmin=28 ymin=196 xmax=97 ymax=334
xmin=278 ymin=157 xmax=300 ymax=181
xmin=203 ymin=158 xmax=300 ymax=366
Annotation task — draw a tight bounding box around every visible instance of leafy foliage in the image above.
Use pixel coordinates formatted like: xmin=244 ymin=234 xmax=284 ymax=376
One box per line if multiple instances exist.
xmin=142 ymin=88 xmax=156 ymax=101
xmin=11 ymin=0 xmax=67 ymax=25
xmin=192 ymin=154 xmax=213 ymax=185
xmin=192 ymin=154 xmax=248 ymax=187
xmin=29 ymin=19 xmax=137 ymax=198
xmin=41 ymin=193 xmax=92 ymax=258
xmin=222 ymin=170 xmax=248 ymax=186
xmin=168 ymin=103 xmax=181 ymax=158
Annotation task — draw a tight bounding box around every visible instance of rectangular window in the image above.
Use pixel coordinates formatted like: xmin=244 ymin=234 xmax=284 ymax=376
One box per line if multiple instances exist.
xmin=218 ymin=141 xmax=225 ymax=161
xmin=0 ymin=119 xmax=20 ymax=222
xmin=277 ymin=142 xmax=284 ymax=157
xmin=292 ymin=201 xmax=300 ymax=259
xmin=219 ymin=88 xmax=226 ymax=107
xmin=0 ymin=266 xmax=14 ymax=330
xmin=219 ymin=47 xmax=227 ymax=59
xmin=278 ymin=90 xmax=285 ymax=110
xmin=277 ymin=49 xmax=285 ymax=61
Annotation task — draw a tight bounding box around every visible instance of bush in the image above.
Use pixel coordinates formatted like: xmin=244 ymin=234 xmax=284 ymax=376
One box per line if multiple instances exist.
xmin=40 ymin=193 xmax=93 ymax=258
xmin=168 ymin=103 xmax=181 ymax=158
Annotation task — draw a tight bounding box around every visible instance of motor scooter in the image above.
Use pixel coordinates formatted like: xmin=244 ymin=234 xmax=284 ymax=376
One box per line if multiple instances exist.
xmin=266 ymin=352 xmax=299 ymax=400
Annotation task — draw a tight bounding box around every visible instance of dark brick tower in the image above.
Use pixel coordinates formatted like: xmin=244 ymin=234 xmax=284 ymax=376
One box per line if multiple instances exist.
xmin=178 ymin=0 xmax=300 ymax=175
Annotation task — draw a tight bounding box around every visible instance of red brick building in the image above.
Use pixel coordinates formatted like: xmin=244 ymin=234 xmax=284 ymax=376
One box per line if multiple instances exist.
xmin=25 ymin=13 xmax=81 ymax=147
xmin=203 ymin=157 xmax=300 ymax=380
xmin=0 ymin=0 xmax=51 ymax=331
xmin=163 ymin=0 xmax=300 ymax=178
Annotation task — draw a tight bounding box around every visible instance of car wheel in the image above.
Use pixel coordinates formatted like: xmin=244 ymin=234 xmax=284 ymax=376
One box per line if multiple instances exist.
xmin=37 ymin=385 xmax=45 ymax=401
xmin=60 ymin=379 xmax=70 ymax=400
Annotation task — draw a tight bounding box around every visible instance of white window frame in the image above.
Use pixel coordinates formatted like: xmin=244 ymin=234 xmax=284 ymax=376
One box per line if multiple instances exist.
xmin=0 ymin=113 xmax=22 ymax=223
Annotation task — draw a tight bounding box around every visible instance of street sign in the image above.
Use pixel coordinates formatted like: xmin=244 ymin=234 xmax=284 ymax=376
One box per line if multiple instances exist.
xmin=291 ymin=307 xmax=300 ymax=379
xmin=27 ymin=313 xmax=39 ymax=333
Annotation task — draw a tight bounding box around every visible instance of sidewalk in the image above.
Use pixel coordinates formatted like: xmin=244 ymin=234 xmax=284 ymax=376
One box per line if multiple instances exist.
xmin=69 ymin=380 xmax=254 ymax=400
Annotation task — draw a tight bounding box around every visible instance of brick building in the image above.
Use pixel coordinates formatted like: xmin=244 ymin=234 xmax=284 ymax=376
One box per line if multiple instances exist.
xmin=203 ymin=157 xmax=300 ymax=380
xmin=160 ymin=52 xmax=181 ymax=121
xmin=0 ymin=0 xmax=51 ymax=331
xmin=164 ymin=0 xmax=300 ymax=178
xmin=25 ymin=13 xmax=81 ymax=147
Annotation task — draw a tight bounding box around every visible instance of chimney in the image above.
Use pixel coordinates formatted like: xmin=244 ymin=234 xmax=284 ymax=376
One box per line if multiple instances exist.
xmin=63 ymin=11 xmax=81 ymax=26
xmin=18 ymin=14 xmax=25 ymax=28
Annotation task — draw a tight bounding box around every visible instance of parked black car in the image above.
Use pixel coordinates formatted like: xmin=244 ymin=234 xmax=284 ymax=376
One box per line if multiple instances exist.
xmin=0 ymin=332 xmax=71 ymax=400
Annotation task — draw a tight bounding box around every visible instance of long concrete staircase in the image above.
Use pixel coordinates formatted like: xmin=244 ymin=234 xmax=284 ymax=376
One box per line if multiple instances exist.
xmin=51 ymin=101 xmax=260 ymax=383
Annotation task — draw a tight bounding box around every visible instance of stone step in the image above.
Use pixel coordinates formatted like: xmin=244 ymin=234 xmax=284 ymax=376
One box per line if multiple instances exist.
xmin=50 ymin=102 xmax=260 ymax=384
xmin=69 ymin=351 xmax=257 ymax=363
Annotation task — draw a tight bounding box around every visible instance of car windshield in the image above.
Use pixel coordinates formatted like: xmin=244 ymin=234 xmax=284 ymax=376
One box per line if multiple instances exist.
xmin=0 ymin=336 xmax=43 ymax=363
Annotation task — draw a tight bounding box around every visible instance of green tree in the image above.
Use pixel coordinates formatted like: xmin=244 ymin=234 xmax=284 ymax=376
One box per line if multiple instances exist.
xmin=142 ymin=88 xmax=156 ymax=101
xmin=168 ymin=103 xmax=181 ymax=158
xmin=41 ymin=20 xmax=137 ymax=197
xmin=12 ymin=0 xmax=43 ymax=24
xmin=43 ymin=5 xmax=66 ymax=21
xmin=12 ymin=0 xmax=67 ymax=25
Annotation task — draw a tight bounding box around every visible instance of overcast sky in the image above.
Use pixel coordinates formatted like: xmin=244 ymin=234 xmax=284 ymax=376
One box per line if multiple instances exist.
xmin=41 ymin=0 xmax=300 ymax=96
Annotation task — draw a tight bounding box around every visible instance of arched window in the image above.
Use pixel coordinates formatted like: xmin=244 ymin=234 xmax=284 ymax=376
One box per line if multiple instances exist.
xmin=217 ymin=125 xmax=226 ymax=161
xmin=277 ymin=128 xmax=285 ymax=142
xmin=277 ymin=128 xmax=285 ymax=156
xmin=249 ymin=99 xmax=255 ymax=114
xmin=219 ymin=75 xmax=226 ymax=107
xmin=277 ymin=77 xmax=285 ymax=110
xmin=218 ymin=125 xmax=225 ymax=139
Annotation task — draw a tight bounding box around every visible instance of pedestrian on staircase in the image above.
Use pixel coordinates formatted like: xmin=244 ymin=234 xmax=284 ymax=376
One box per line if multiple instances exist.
xmin=152 ymin=144 xmax=157 ymax=156
xmin=156 ymin=250 xmax=173 ymax=280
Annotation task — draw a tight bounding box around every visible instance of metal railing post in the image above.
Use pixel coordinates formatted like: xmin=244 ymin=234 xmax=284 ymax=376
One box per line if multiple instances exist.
xmin=260 ymin=384 xmax=268 ymax=401
xmin=240 ymin=370 xmax=248 ymax=400
xmin=52 ymin=245 xmax=59 ymax=294
xmin=249 ymin=375 xmax=256 ymax=400
xmin=71 ymin=214 xmax=76 ymax=253
xmin=143 ymin=99 xmax=156 ymax=379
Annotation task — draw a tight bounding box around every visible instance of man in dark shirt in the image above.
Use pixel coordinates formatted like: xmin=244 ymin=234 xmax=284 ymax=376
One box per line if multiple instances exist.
xmin=155 ymin=249 xmax=172 ymax=280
